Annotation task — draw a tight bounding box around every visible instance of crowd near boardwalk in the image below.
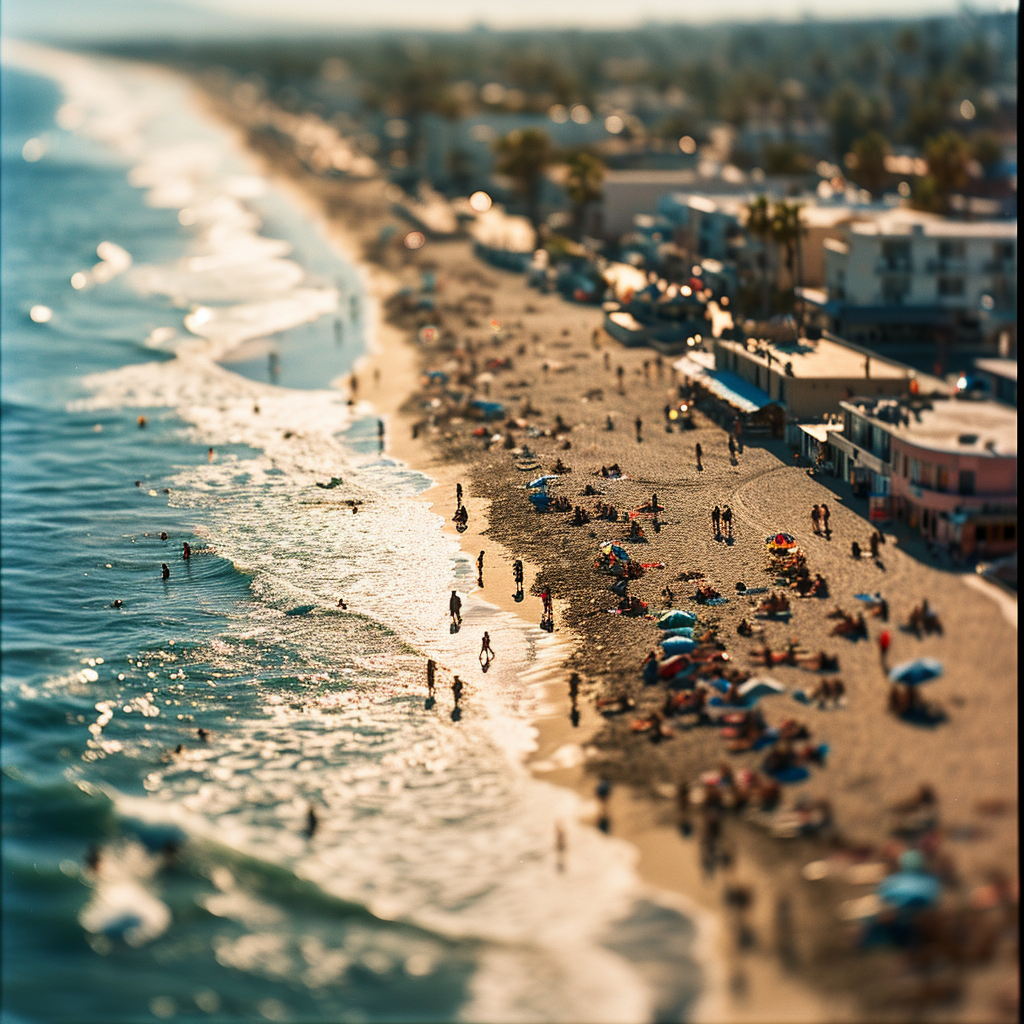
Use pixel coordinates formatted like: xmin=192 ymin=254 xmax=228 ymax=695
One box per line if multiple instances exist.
xmin=382 ymin=235 xmax=1017 ymax=1018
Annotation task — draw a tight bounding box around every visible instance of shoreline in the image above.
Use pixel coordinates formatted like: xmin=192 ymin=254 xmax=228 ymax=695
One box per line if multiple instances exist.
xmin=196 ymin=84 xmax=1017 ymax=1024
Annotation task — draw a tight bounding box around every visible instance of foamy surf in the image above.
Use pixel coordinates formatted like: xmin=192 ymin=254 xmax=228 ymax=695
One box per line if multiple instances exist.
xmin=3 ymin=41 xmax=714 ymax=1023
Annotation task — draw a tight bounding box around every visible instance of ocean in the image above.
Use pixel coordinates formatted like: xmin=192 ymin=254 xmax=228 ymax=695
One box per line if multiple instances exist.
xmin=1 ymin=43 xmax=706 ymax=1024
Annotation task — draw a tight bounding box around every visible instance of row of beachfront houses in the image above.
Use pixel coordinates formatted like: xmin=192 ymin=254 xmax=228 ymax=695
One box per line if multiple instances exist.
xmin=671 ymin=331 xmax=1016 ymax=562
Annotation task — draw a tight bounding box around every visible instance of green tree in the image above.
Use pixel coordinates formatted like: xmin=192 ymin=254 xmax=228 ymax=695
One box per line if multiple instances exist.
xmin=915 ymin=130 xmax=972 ymax=212
xmin=849 ymin=130 xmax=891 ymax=196
xmin=745 ymin=196 xmax=773 ymax=317
xmin=564 ymin=151 xmax=605 ymax=238
xmin=971 ymin=132 xmax=1002 ymax=173
xmin=771 ymin=201 xmax=805 ymax=300
xmin=494 ymin=128 xmax=556 ymax=232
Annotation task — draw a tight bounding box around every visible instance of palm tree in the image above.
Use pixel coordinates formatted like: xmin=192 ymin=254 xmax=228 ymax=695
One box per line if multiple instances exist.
xmin=770 ymin=201 xmax=806 ymax=328
xmin=564 ymin=151 xmax=605 ymax=239
xmin=745 ymin=195 xmax=773 ymax=317
xmin=494 ymin=128 xmax=555 ymax=234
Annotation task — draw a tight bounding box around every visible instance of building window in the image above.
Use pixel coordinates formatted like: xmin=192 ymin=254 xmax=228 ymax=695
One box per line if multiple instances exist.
xmin=881 ymin=240 xmax=912 ymax=271
xmin=1006 ymin=523 xmax=1016 ymax=542
xmin=938 ymin=276 xmax=965 ymax=297
xmin=993 ymin=241 xmax=1015 ymax=264
xmin=976 ymin=524 xmax=988 ymax=542
xmin=937 ymin=466 xmax=949 ymax=492
xmin=958 ymin=470 xmax=975 ymax=495
xmin=939 ymin=240 xmax=966 ymax=263
xmin=910 ymin=458 xmax=920 ymax=484
xmin=882 ymin=276 xmax=911 ymax=304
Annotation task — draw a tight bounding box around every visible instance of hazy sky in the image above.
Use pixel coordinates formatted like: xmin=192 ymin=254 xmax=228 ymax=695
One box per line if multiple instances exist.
xmin=203 ymin=0 xmax=1013 ymax=29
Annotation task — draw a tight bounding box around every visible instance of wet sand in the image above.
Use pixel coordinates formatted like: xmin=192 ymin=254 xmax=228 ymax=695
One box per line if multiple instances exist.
xmin=200 ymin=87 xmax=1019 ymax=1023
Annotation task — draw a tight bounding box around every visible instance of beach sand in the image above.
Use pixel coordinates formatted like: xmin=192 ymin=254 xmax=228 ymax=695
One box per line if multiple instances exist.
xmin=200 ymin=88 xmax=1019 ymax=1023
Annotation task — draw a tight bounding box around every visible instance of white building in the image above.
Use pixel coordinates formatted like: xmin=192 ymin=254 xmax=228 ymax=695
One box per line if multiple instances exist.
xmin=820 ymin=212 xmax=1016 ymax=345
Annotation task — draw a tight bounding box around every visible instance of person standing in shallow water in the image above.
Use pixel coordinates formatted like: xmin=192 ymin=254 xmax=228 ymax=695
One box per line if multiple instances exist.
xmin=452 ymin=675 xmax=463 ymax=707
xmin=161 ymin=563 xmax=170 ymax=580
xmin=479 ymin=631 xmax=494 ymax=666
xmin=449 ymin=590 xmax=462 ymax=627
xmin=426 ymin=659 xmax=436 ymax=698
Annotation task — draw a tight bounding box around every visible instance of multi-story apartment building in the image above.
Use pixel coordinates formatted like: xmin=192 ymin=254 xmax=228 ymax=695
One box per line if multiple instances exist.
xmin=820 ymin=212 xmax=1016 ymax=347
xmin=826 ymin=396 xmax=1017 ymax=558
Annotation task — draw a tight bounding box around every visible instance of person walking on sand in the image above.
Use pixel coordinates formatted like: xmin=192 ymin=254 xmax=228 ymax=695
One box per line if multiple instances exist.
xmin=568 ymin=672 xmax=580 ymax=706
xmin=456 ymin=482 xmax=463 ymax=508
xmin=811 ymin=505 xmax=821 ymax=535
xmin=635 ymin=416 xmax=643 ymax=443
xmin=712 ymin=505 xmax=722 ymax=537
xmin=695 ymin=443 xmax=703 ymax=471
xmin=426 ymin=659 xmax=436 ymax=698
xmin=722 ymin=505 xmax=733 ymax=538
xmin=869 ymin=531 xmax=880 ymax=560
xmin=449 ymin=590 xmax=463 ymax=627
xmin=555 ymin=822 xmax=567 ymax=872
xmin=477 ymin=550 xmax=485 ymax=586
xmin=452 ymin=675 xmax=464 ymax=707
xmin=616 ymin=365 xmax=624 ymax=392
xmin=878 ymin=629 xmax=891 ymax=669
xmin=479 ymin=631 xmax=494 ymax=666
xmin=820 ymin=503 xmax=831 ymax=536
xmin=728 ymin=434 xmax=736 ymax=460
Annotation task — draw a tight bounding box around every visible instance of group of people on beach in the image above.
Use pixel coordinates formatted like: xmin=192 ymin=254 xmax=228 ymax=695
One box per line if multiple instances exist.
xmin=711 ymin=505 xmax=734 ymax=539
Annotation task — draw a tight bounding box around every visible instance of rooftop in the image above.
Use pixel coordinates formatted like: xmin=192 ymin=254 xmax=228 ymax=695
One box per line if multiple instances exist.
xmin=974 ymin=358 xmax=1017 ymax=383
xmin=716 ymin=335 xmax=910 ymax=380
xmin=849 ymin=213 xmax=1017 ymax=239
xmin=842 ymin=397 xmax=1017 ymax=457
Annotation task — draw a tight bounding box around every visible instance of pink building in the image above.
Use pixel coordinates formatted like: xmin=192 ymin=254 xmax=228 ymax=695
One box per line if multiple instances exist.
xmin=887 ymin=400 xmax=1017 ymax=558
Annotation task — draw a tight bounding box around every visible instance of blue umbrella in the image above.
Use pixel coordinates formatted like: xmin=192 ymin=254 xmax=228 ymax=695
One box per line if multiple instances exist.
xmin=888 ymin=658 xmax=943 ymax=686
xmin=528 ymin=475 xmax=558 ymax=489
xmin=877 ymin=871 xmax=940 ymax=910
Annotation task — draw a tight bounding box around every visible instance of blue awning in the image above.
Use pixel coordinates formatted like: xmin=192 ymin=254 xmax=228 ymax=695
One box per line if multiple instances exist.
xmin=674 ymin=357 xmax=776 ymax=414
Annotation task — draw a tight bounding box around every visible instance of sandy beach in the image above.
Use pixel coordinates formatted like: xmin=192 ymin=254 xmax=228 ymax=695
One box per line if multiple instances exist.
xmin=203 ymin=89 xmax=1020 ymax=1023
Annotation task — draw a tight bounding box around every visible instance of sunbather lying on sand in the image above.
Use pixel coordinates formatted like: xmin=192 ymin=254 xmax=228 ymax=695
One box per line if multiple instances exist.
xmin=596 ymin=694 xmax=635 ymax=713
xmin=830 ymin=612 xmax=868 ymax=638
xmin=807 ymin=678 xmax=845 ymax=707
xmin=795 ymin=650 xmax=840 ymax=671
xmin=630 ymin=710 xmax=673 ymax=740
xmin=754 ymin=591 xmax=790 ymax=616
xmin=692 ymin=584 xmax=722 ymax=604
xmin=906 ymin=601 xmax=943 ymax=636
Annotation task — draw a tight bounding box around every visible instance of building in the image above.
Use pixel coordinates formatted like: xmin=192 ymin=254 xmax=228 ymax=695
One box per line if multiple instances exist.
xmin=973 ymin=358 xmax=1017 ymax=407
xmin=711 ymin=332 xmax=919 ymax=421
xmin=817 ymin=211 xmax=1017 ymax=347
xmin=826 ymin=396 xmax=1017 ymax=558
xmin=657 ymin=193 xmax=748 ymax=263
xmin=599 ymin=171 xmax=770 ymax=240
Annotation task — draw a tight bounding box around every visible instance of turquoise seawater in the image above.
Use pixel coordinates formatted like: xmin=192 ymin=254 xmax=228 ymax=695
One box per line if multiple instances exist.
xmin=1 ymin=46 xmax=705 ymax=1024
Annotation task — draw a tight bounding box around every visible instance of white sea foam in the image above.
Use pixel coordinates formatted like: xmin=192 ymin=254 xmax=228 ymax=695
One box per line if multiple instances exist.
xmin=12 ymin=40 xmax=714 ymax=1022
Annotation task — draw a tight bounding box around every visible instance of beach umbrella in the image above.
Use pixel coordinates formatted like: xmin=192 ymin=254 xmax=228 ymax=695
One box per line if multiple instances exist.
xmin=877 ymin=871 xmax=941 ymax=910
xmin=601 ymin=542 xmax=630 ymax=561
xmin=888 ymin=658 xmax=943 ymax=686
xmin=766 ymin=533 xmax=797 ymax=547
xmin=528 ymin=475 xmax=559 ymax=488
xmin=738 ymin=678 xmax=785 ymax=699
xmin=425 ymin=370 xmax=449 ymax=383
xmin=658 ymin=610 xmax=696 ymax=630
xmin=855 ymin=592 xmax=883 ymax=603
